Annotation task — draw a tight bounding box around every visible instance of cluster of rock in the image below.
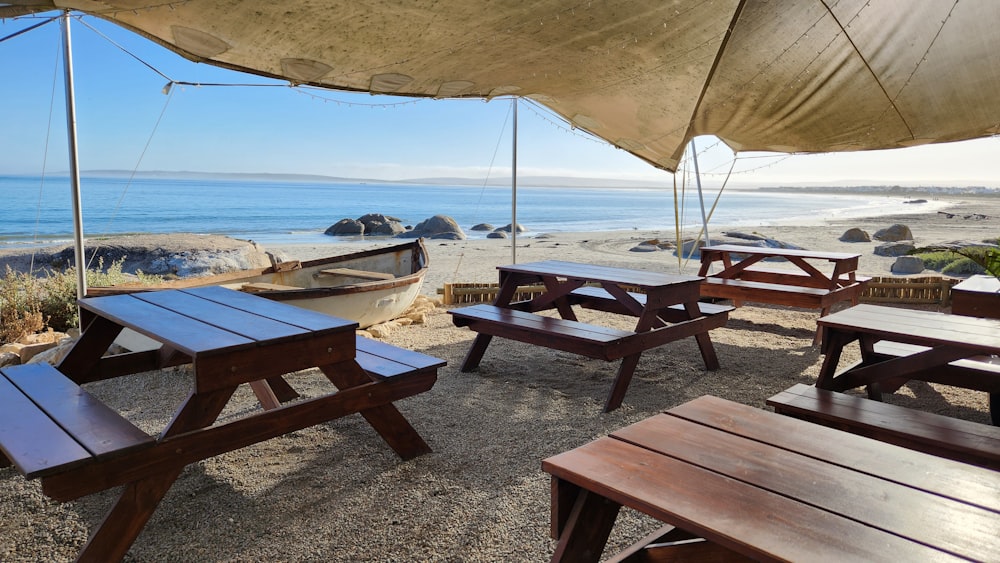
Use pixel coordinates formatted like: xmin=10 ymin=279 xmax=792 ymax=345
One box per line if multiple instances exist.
xmin=326 ymin=213 xmax=467 ymax=239
xmin=838 ymin=223 xmax=999 ymax=276
xmin=839 ymin=224 xmax=922 ymax=273
xmin=0 ymin=328 xmax=81 ymax=368
xmin=470 ymin=222 xmax=526 ymax=239
xmin=325 ymin=214 xmax=527 ymax=241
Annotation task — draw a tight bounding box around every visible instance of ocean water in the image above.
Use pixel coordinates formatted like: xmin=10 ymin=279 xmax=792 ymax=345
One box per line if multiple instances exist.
xmin=0 ymin=174 xmax=931 ymax=250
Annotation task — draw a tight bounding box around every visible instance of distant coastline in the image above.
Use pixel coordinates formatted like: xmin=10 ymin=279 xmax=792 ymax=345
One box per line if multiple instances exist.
xmin=8 ymin=170 xmax=999 ymax=193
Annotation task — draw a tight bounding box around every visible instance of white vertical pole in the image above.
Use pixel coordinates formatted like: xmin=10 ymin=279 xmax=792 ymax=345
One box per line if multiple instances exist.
xmin=690 ymin=138 xmax=709 ymax=246
xmin=61 ymin=12 xmax=87 ymax=303
xmin=511 ymin=97 xmax=518 ymax=264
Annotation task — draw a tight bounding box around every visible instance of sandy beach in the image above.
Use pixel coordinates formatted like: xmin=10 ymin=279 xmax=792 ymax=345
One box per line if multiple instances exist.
xmin=1 ymin=194 xmax=998 ymax=561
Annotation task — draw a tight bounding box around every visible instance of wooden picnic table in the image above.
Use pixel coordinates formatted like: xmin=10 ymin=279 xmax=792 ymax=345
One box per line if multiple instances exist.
xmin=697 ymin=244 xmax=870 ymax=343
xmin=816 ymin=303 xmax=1000 ymax=423
xmin=450 ymin=260 xmax=731 ymax=411
xmin=951 ymin=275 xmax=1000 ymax=423
xmin=1 ymin=286 xmax=440 ymax=561
xmin=543 ymin=395 xmax=1000 ymax=562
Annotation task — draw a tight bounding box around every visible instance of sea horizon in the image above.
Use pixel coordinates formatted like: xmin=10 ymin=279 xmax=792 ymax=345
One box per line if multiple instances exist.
xmin=0 ymin=173 xmax=974 ymax=251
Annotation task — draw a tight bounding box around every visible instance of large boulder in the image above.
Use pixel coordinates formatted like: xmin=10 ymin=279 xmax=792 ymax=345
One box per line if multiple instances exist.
xmin=471 ymin=223 xmax=494 ymax=232
xmin=874 ymin=241 xmax=915 ymax=257
xmin=1 ymin=234 xmax=272 ymax=279
xmin=873 ymin=224 xmax=913 ymax=242
xmin=891 ymin=256 xmax=925 ymax=274
xmin=839 ymin=228 xmax=871 ymax=242
xmin=324 ymin=218 xmax=365 ymax=236
xmin=357 ymin=213 xmax=406 ymax=236
xmin=398 ymin=215 xmax=466 ymax=240
xmin=630 ymin=242 xmax=662 ymax=252
xmin=496 ymin=223 xmax=527 ymax=233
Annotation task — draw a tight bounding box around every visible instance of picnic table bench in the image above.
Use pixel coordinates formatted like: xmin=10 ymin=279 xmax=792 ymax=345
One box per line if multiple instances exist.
xmin=0 ymin=286 xmax=443 ymax=562
xmin=543 ymin=395 xmax=1000 ymax=562
xmin=698 ymin=244 xmax=870 ymax=343
xmin=450 ymin=260 xmax=731 ymax=411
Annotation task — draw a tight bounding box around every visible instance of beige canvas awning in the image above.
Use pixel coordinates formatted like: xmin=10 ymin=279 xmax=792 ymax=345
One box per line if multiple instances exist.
xmin=5 ymin=0 xmax=1000 ymax=171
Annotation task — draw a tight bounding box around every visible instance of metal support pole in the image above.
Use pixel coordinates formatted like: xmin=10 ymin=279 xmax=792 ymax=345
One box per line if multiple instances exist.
xmin=511 ymin=97 xmax=518 ymax=263
xmin=690 ymin=138 xmax=710 ymax=246
xmin=61 ymin=12 xmax=87 ymax=302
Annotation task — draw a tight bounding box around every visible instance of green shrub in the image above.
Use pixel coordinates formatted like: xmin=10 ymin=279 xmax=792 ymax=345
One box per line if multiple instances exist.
xmin=910 ymin=250 xmax=964 ymax=271
xmin=941 ymin=257 xmax=986 ymax=276
xmin=0 ymin=266 xmax=46 ymax=343
xmin=910 ymin=244 xmax=999 ymax=279
xmin=0 ymin=257 xmax=163 ymax=344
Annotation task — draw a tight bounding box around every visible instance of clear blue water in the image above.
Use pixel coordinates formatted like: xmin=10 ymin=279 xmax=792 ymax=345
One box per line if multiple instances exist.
xmin=1 ymin=174 xmax=914 ymax=249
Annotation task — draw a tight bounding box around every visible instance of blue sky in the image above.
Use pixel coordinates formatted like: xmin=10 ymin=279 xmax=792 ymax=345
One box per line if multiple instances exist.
xmin=3 ymin=11 xmax=999 ymax=188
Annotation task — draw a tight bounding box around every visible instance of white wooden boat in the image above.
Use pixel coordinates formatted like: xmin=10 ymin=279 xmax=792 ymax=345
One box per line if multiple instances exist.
xmin=88 ymin=239 xmax=429 ymax=329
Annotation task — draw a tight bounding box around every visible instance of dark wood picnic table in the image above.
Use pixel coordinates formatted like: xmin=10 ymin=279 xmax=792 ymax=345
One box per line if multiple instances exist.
xmin=816 ymin=303 xmax=1000 ymax=424
xmin=543 ymin=395 xmax=1000 ymax=562
xmin=697 ymin=244 xmax=870 ymax=343
xmin=0 ymin=286 xmax=441 ymax=561
xmin=450 ymin=260 xmax=731 ymax=411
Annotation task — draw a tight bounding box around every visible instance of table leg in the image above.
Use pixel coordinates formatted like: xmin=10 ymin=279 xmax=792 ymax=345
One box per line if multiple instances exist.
xmin=76 ymin=468 xmax=183 ymax=563
xmin=320 ymin=362 xmax=431 ymax=460
xmin=605 ymin=354 xmax=642 ymax=412
xmin=828 ymin=345 xmax=972 ymax=393
xmin=249 ymin=377 xmax=300 ymax=410
xmin=250 ymin=380 xmax=282 ymax=410
xmin=58 ymin=315 xmax=124 ymax=382
xmin=460 ymin=333 xmax=494 ymax=371
xmin=78 ymin=388 xmax=234 ymax=561
xmin=550 ymin=487 xmax=622 ymax=563
xmin=683 ymin=301 xmax=720 ymax=371
xmin=815 ymin=330 xmax=855 ymax=389
xmin=266 ymin=376 xmax=300 ymax=402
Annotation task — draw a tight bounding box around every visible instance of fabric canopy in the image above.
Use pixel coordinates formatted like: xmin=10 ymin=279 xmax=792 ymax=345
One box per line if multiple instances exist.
xmin=5 ymin=0 xmax=1000 ymax=171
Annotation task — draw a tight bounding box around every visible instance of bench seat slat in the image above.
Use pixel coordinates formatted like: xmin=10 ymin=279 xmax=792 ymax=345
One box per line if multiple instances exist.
xmin=355 ymin=336 xmax=446 ymax=379
xmin=699 ymin=277 xmax=868 ymax=309
xmin=767 ymin=384 xmax=1000 ymax=471
xmin=450 ymin=304 xmax=636 ymax=361
xmin=738 ymin=266 xmax=871 ymax=289
xmin=3 ymin=364 xmax=154 ymax=469
xmin=452 ymin=305 xmax=634 ymax=341
xmin=318 ymin=267 xmax=395 ymax=280
xmin=0 ymin=368 xmax=93 ymax=479
xmin=703 ymin=277 xmax=833 ymax=297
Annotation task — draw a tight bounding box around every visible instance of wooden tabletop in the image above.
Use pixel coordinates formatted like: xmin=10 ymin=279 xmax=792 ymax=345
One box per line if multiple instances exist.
xmin=699 ymin=244 xmax=861 ymax=261
xmin=544 ymin=395 xmax=1000 ymax=562
xmin=818 ymin=303 xmax=1000 ymax=353
xmin=497 ymin=260 xmax=702 ymax=288
xmin=73 ymin=286 xmax=359 ymax=392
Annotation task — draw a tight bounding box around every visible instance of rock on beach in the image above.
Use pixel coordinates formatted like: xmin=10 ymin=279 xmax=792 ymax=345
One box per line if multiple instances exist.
xmin=0 ymin=234 xmax=272 ymax=279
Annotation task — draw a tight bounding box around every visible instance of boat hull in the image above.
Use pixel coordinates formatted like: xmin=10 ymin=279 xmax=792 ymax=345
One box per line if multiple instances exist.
xmin=89 ymin=239 xmax=429 ymax=329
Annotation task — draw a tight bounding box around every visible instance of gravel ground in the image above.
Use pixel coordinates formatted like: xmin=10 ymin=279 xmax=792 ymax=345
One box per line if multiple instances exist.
xmin=0 ymin=303 xmax=991 ymax=562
